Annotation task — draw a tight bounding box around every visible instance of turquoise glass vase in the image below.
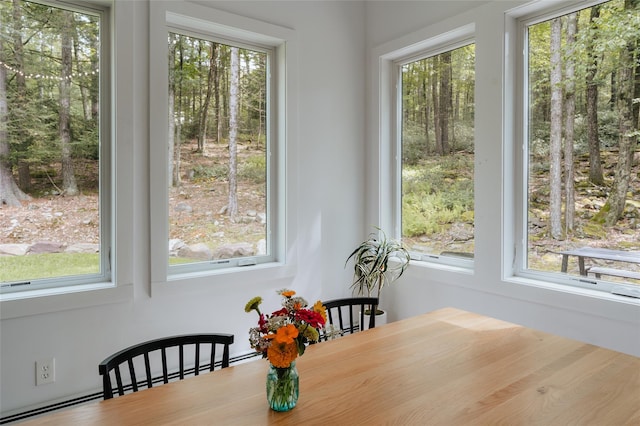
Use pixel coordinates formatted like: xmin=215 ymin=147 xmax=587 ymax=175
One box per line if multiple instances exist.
xmin=266 ymin=361 xmax=299 ymax=411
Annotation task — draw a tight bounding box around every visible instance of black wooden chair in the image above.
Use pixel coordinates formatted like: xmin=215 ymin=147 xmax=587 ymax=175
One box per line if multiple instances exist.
xmin=98 ymin=333 xmax=234 ymax=399
xmin=322 ymin=297 xmax=379 ymax=340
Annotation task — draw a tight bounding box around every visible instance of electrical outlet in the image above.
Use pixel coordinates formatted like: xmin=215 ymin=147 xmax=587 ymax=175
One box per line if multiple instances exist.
xmin=36 ymin=358 xmax=55 ymax=386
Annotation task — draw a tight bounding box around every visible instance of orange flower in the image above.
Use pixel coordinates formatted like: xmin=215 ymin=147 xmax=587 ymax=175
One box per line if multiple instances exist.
xmin=281 ymin=290 xmax=296 ymax=297
xmin=274 ymin=324 xmax=299 ymax=344
xmin=267 ymin=340 xmax=298 ymax=368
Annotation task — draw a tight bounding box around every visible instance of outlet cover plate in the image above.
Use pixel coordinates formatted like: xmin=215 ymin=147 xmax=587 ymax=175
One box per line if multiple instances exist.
xmin=36 ymin=358 xmax=55 ymax=386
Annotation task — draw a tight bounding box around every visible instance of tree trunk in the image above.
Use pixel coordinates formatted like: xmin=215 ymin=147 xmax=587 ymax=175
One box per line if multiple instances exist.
xmin=549 ymin=17 xmax=563 ymax=240
xmin=604 ymin=0 xmax=638 ymax=226
xmin=197 ymin=42 xmax=216 ymax=154
xmin=438 ymin=51 xmax=451 ymax=155
xmin=586 ymin=5 xmax=604 ymax=185
xmin=214 ymin=45 xmax=221 ymax=144
xmin=175 ymin=40 xmax=184 ymax=188
xmin=257 ymin=54 xmax=265 ymax=145
xmin=227 ymin=47 xmax=240 ymax=219
xmin=73 ymin=28 xmax=90 ymax=121
xmin=422 ymin=74 xmax=430 ymax=154
xmin=563 ymin=13 xmax=577 ymax=234
xmin=0 ymin=29 xmax=29 ymax=206
xmin=609 ymin=71 xmax=617 ymax=110
xmin=12 ymin=0 xmax=31 ymax=193
xmin=90 ymin=28 xmax=99 ymax=120
xmin=59 ymin=10 xmax=79 ymax=196
xmin=168 ymin=40 xmax=176 ymax=187
xmin=432 ymin=58 xmax=441 ymax=155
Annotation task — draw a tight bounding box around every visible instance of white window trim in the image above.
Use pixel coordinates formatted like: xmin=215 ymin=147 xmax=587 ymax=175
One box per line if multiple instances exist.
xmin=0 ymin=0 xmax=134 ymax=319
xmin=148 ymin=1 xmax=298 ymax=293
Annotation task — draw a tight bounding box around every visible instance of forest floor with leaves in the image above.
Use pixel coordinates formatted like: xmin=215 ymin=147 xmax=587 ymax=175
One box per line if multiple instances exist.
xmin=0 ymin=140 xmax=267 ymax=251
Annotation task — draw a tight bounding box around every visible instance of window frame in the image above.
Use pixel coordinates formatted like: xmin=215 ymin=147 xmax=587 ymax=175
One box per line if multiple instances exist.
xmin=512 ymin=0 xmax=639 ymax=296
xmin=0 ymin=0 xmax=110 ymax=293
xmin=148 ymin=1 xmax=295 ymax=290
xmin=384 ymin=26 xmax=476 ymax=270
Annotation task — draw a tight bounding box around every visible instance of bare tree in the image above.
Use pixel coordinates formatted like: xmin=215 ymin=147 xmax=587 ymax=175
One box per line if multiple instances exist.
xmin=437 ymin=51 xmax=451 ymax=155
xmin=431 ymin=56 xmax=441 ymax=155
xmin=549 ymin=17 xmax=563 ymax=240
xmin=59 ymin=10 xmax=78 ymax=196
xmin=585 ymin=5 xmax=604 ymax=185
xmin=563 ymin=13 xmax=577 ymax=233
xmin=227 ymin=46 xmax=240 ymax=219
xmin=422 ymin=61 xmax=430 ymax=154
xmin=0 ymin=32 xmax=30 ymax=206
xmin=604 ymin=0 xmax=638 ymax=226
xmin=214 ymin=45 xmax=221 ymax=144
xmin=168 ymin=40 xmax=176 ymax=187
xmin=197 ymin=42 xmax=216 ymax=153
xmin=12 ymin=0 xmax=30 ymax=192
xmin=173 ymin=36 xmax=185 ymax=187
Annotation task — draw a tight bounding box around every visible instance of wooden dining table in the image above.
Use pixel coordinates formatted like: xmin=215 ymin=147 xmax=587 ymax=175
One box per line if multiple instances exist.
xmin=20 ymin=308 xmax=640 ymax=425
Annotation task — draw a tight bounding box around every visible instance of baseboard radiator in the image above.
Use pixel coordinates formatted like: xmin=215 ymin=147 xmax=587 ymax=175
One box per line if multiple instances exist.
xmin=0 ymin=352 xmax=261 ymax=424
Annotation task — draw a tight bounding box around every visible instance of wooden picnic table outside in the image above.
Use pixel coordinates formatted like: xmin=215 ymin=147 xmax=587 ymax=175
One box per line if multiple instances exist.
xmin=558 ymin=246 xmax=640 ymax=277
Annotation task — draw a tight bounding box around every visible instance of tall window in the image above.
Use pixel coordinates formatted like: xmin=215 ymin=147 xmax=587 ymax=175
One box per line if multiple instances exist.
xmin=399 ymin=43 xmax=475 ymax=265
xmin=520 ymin=0 xmax=639 ymax=290
xmin=166 ymin=30 xmax=272 ymax=272
xmin=0 ymin=0 xmax=108 ymax=292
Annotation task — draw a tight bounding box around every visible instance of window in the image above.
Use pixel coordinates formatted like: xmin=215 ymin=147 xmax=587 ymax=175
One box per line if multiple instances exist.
xmin=0 ymin=0 xmax=110 ymax=293
xmin=149 ymin=2 xmax=290 ymax=281
xmin=398 ymin=43 xmax=475 ymax=266
xmin=518 ymin=0 xmax=639 ymax=292
xmin=166 ymin=33 xmax=271 ymax=272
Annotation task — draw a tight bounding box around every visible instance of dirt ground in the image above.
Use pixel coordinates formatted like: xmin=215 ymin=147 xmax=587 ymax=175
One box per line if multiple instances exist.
xmin=0 ymin=140 xmax=266 ymax=250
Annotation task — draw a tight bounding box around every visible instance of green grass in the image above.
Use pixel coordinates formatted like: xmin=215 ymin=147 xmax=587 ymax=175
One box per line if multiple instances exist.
xmin=1 ymin=251 xmax=234 ymax=282
xmin=0 ymin=253 xmax=99 ymax=282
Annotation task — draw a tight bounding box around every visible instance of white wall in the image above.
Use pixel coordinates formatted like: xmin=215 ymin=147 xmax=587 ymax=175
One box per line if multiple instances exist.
xmin=365 ymin=0 xmax=640 ymax=357
xmin=0 ymin=0 xmax=366 ymax=415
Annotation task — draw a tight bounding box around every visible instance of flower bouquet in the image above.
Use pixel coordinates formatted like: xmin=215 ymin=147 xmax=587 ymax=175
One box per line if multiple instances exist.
xmin=245 ymin=289 xmax=327 ymax=411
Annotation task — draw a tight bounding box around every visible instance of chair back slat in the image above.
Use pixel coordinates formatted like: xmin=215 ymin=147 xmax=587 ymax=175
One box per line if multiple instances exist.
xmin=114 ymin=366 xmax=124 ymax=396
xmin=195 ymin=344 xmax=201 ymax=376
xmin=127 ymin=359 xmax=138 ymax=392
xmin=98 ymin=333 xmax=234 ymax=400
xmin=143 ymin=353 xmax=152 ymax=388
xmin=322 ymin=297 xmax=379 ymax=340
xmin=209 ymin=343 xmax=216 ymax=372
xmin=161 ymin=348 xmax=169 ymax=384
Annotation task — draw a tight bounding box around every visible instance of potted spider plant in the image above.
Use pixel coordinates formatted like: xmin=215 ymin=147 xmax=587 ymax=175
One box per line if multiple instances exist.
xmin=345 ymin=227 xmax=410 ymax=327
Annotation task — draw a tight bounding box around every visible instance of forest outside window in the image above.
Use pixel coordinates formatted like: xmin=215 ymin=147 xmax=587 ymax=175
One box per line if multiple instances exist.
xmin=518 ymin=0 xmax=639 ymax=292
xmin=0 ymin=0 xmax=109 ymax=293
xmin=398 ymin=42 xmax=475 ymax=266
xmin=166 ymin=30 xmax=273 ymax=273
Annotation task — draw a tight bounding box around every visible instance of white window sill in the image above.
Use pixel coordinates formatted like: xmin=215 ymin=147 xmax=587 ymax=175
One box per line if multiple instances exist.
xmin=0 ymin=282 xmax=133 ymax=319
xmin=505 ymin=274 xmax=640 ymax=306
xmin=152 ymin=261 xmax=295 ymax=297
